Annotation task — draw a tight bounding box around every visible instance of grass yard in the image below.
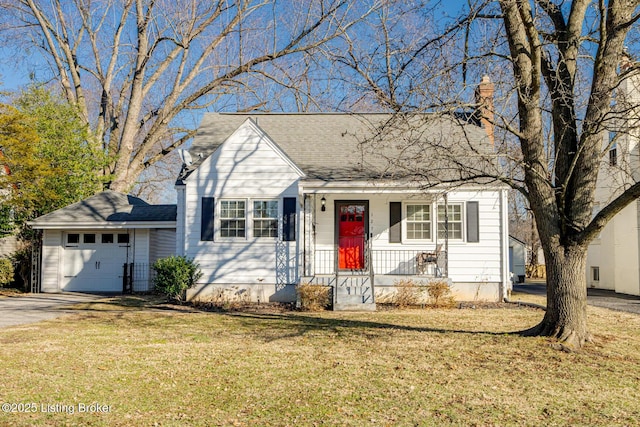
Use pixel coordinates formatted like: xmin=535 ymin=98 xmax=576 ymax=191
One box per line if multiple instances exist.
xmin=1 ymin=294 xmax=640 ymax=426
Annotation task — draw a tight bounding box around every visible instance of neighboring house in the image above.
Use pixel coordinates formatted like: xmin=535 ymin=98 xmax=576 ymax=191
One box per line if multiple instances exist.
xmin=29 ymin=191 xmax=176 ymax=293
xmin=0 ymin=148 xmax=19 ymax=259
xmin=508 ymin=235 xmax=527 ymax=283
xmin=587 ymin=57 xmax=640 ymax=296
xmin=0 ymin=235 xmax=18 ymax=259
xmin=176 ymin=111 xmax=511 ymax=309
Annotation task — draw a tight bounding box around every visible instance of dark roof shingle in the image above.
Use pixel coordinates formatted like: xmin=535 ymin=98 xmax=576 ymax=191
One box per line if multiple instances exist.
xmin=181 ymin=113 xmax=499 ymax=184
xmin=30 ymin=190 xmax=176 ymax=227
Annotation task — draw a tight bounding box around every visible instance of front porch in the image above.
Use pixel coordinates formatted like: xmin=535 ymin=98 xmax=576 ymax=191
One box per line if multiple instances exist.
xmin=303 ymin=244 xmax=448 ymax=311
xmin=299 ymin=188 xmax=455 ymax=310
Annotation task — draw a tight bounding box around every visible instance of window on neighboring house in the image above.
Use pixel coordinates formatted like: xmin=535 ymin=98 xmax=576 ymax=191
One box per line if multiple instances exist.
xmin=220 ymin=200 xmax=246 ymax=238
xmin=101 ymin=233 xmax=114 ymax=244
xmin=117 ymin=233 xmax=130 ymax=244
xmin=437 ymin=204 xmax=463 ymax=240
xmin=592 ymin=266 xmax=600 ymax=282
xmin=253 ymin=200 xmax=278 ymax=238
xmin=609 ymin=144 xmax=618 ymax=166
xmin=83 ymin=233 xmax=96 ymax=244
xmin=405 ymin=204 xmax=431 ymax=240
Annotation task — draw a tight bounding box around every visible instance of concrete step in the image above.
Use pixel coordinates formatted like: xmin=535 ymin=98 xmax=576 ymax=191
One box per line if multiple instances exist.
xmin=336 ymin=286 xmax=371 ymax=296
xmin=336 ymin=294 xmax=365 ymax=305
xmin=334 ymin=302 xmax=377 ymax=312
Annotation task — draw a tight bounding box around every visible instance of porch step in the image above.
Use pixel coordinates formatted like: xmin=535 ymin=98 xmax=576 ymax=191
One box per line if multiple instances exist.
xmin=334 ymin=302 xmax=376 ymax=311
xmin=334 ymin=284 xmax=376 ymax=311
xmin=302 ymin=275 xmax=377 ymax=311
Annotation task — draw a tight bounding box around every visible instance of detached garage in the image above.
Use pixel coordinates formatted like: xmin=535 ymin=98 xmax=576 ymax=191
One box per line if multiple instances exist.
xmin=29 ymin=190 xmax=176 ymax=293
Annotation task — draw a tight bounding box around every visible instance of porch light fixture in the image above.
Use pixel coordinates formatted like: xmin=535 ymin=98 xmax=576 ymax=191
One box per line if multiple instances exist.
xmin=321 ymin=196 xmax=326 ymax=212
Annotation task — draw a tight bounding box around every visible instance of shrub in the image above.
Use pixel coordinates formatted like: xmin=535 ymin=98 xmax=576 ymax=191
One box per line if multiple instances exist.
xmin=392 ymin=279 xmax=425 ymax=308
xmin=152 ymin=256 xmax=202 ymax=303
xmin=10 ymin=248 xmax=31 ymax=290
xmin=0 ymin=258 xmax=14 ymax=287
xmin=427 ymin=279 xmax=456 ymax=308
xmin=297 ymin=283 xmax=331 ymax=311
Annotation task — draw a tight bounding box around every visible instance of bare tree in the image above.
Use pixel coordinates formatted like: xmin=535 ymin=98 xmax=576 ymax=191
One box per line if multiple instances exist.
xmin=0 ymin=0 xmax=377 ymax=192
xmin=333 ymin=0 xmax=640 ymax=349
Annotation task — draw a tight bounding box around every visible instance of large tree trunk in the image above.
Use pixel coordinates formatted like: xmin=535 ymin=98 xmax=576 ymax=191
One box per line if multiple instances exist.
xmin=524 ymin=244 xmax=591 ymax=349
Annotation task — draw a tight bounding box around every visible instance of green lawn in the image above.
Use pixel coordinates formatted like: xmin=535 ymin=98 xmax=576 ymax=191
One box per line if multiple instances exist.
xmin=1 ymin=295 xmax=639 ymax=426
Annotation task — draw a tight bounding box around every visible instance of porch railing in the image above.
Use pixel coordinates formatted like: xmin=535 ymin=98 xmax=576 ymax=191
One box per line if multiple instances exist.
xmin=314 ymin=249 xmax=446 ymax=277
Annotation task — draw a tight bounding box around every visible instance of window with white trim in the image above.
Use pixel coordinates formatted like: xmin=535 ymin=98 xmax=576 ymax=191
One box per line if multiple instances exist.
xmin=437 ymin=204 xmax=463 ymax=240
xmin=220 ymin=200 xmax=246 ymax=238
xmin=253 ymin=200 xmax=278 ymax=238
xmin=405 ymin=204 xmax=431 ymax=240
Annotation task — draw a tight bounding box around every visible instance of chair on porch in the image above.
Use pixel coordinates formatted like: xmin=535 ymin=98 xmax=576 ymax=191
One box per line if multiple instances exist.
xmin=416 ymin=244 xmax=443 ymax=275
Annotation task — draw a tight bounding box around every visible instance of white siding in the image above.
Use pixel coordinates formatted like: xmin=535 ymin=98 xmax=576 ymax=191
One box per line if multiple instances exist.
xmin=586 ymin=72 xmax=640 ymax=295
xmin=589 ymin=201 xmax=640 ymax=295
xmin=41 ymin=230 xmax=62 ymax=292
xmin=183 ymin=121 xmax=302 ymax=286
xmin=150 ymin=229 xmax=177 ymax=264
xmin=0 ymin=235 xmax=19 ymax=258
xmin=509 ymin=237 xmax=527 ymax=280
xmin=131 ymin=229 xmax=151 ymax=291
xmin=132 ymin=229 xmax=150 ymax=265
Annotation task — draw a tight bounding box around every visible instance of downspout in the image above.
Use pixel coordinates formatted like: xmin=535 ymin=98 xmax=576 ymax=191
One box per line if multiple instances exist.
xmin=444 ymin=193 xmax=449 ymax=278
xmin=297 ymin=184 xmax=305 ymax=282
xmin=500 ymin=188 xmax=510 ymax=301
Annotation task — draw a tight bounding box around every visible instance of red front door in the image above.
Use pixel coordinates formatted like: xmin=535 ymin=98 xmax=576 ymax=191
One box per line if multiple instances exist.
xmin=338 ymin=203 xmax=367 ymax=270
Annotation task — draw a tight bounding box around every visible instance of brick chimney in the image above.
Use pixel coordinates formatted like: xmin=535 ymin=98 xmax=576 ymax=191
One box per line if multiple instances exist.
xmin=475 ymin=75 xmax=495 ymax=145
xmin=620 ymin=51 xmax=634 ymax=72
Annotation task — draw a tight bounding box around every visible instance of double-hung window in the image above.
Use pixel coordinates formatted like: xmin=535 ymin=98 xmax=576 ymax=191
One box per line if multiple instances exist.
xmin=437 ymin=204 xmax=463 ymax=240
xmin=253 ymin=200 xmax=278 ymax=238
xmin=220 ymin=200 xmax=246 ymax=238
xmin=405 ymin=204 xmax=431 ymax=240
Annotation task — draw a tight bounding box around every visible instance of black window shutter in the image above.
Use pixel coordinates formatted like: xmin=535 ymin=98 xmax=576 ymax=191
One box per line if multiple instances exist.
xmin=389 ymin=202 xmax=402 ymax=243
xmin=201 ymin=197 xmax=215 ymax=241
xmin=283 ymin=197 xmax=296 ymax=241
xmin=467 ymin=201 xmax=479 ymax=243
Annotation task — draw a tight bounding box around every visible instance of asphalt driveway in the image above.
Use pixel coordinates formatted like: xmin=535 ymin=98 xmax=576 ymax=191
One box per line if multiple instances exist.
xmin=0 ymin=293 xmax=103 ymax=328
xmin=514 ymin=282 xmax=640 ymax=315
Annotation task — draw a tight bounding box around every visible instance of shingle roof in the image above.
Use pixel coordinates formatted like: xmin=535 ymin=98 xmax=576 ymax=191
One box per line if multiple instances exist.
xmin=29 ymin=190 xmax=177 ymax=228
xmin=180 ymin=113 xmax=500 ymax=185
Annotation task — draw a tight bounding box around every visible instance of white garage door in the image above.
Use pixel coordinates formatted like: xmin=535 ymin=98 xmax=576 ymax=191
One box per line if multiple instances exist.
xmin=62 ymin=232 xmax=130 ymax=292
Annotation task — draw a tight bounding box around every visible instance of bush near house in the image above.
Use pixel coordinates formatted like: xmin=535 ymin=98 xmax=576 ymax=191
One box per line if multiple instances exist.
xmin=151 ymin=256 xmax=202 ymax=303
xmin=392 ymin=279 xmax=426 ymax=308
xmin=0 ymin=258 xmax=14 ymax=287
xmin=296 ymin=283 xmax=331 ymax=311
xmin=384 ymin=279 xmax=456 ymax=309
xmin=426 ymin=279 xmax=456 ymax=308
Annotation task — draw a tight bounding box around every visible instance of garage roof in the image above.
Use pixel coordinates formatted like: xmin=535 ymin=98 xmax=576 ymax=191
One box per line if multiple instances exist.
xmin=29 ymin=190 xmax=177 ymax=229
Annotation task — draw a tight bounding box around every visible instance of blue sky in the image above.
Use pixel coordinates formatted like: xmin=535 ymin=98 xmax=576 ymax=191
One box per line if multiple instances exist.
xmin=0 ymin=1 xmax=472 ymax=93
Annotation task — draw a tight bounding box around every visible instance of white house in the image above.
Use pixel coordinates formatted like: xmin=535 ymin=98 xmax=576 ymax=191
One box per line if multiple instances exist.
xmin=177 ymin=112 xmax=511 ymax=309
xmin=587 ymin=58 xmax=640 ymax=296
xmin=29 ymin=191 xmax=176 ymax=293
